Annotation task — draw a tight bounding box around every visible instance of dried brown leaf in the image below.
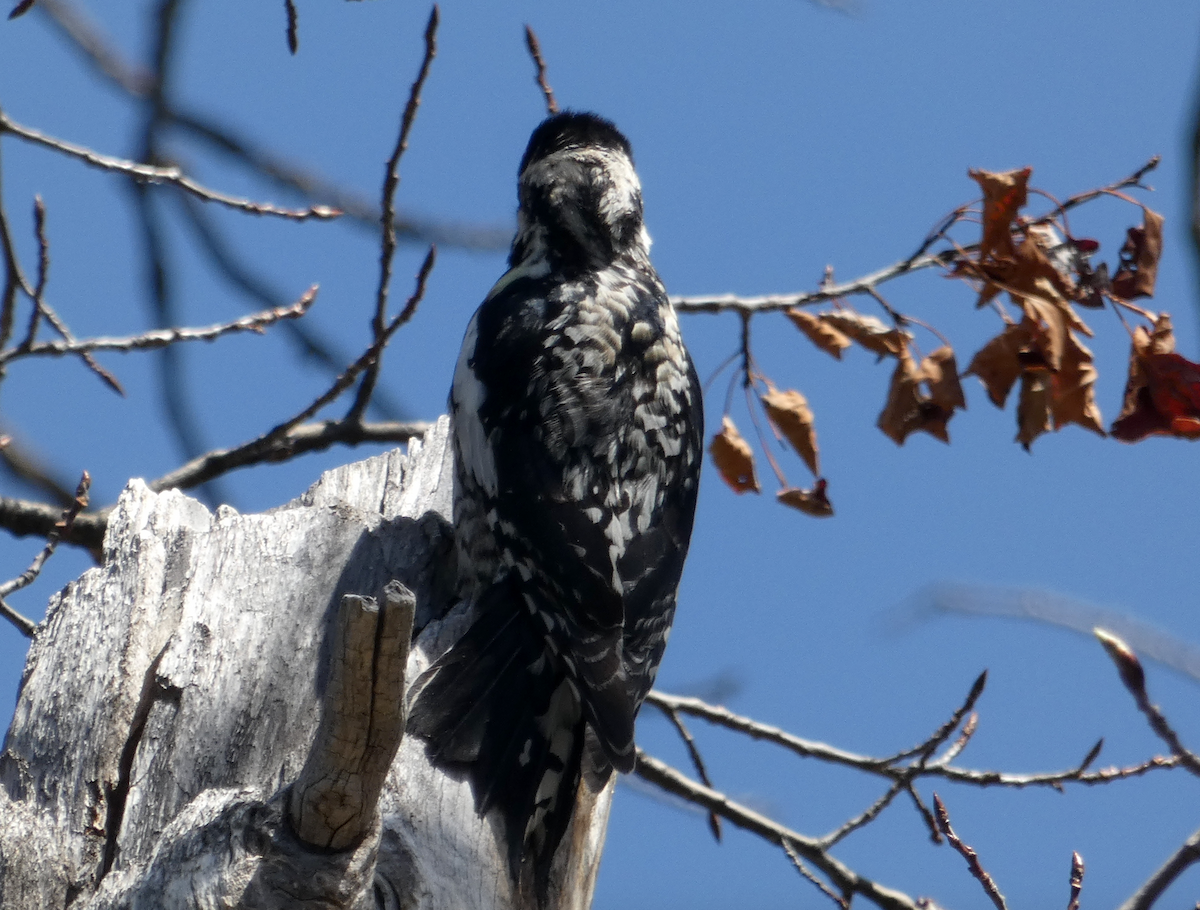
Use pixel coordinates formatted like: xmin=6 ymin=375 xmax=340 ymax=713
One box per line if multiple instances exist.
xmin=1051 ymin=333 xmax=1104 ymax=437
xmin=1017 ymin=285 xmax=1068 ymax=372
xmin=1139 ymin=312 xmax=1175 ymax=355
xmin=821 ymin=311 xmax=909 ymax=358
xmin=921 ymin=346 xmax=967 ymax=413
xmin=965 ymin=323 xmax=1035 ymax=408
xmin=1016 ymin=370 xmax=1051 ymax=450
xmin=876 ymin=352 xmax=952 ymax=444
xmin=777 ymin=480 xmax=833 ymax=517
xmin=709 ymin=416 xmax=760 ymax=494
xmin=969 ymin=166 xmax=1031 ymax=261
xmin=1017 ymin=230 xmax=1076 ymax=301
xmin=1110 ymin=207 xmax=1164 ymax=300
xmin=1111 ymin=328 xmax=1200 ymax=442
xmin=786 ymin=308 xmax=851 ymax=359
xmin=761 ymin=387 xmax=819 ymax=476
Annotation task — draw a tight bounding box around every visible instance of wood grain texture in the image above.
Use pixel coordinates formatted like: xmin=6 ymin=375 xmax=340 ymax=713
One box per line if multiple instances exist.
xmin=0 ymin=416 xmax=614 ymax=909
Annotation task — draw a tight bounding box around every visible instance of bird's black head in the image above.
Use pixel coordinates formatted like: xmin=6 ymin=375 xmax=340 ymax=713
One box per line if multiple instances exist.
xmin=518 ymin=111 xmax=634 ymax=177
xmin=512 ymin=111 xmax=648 ymax=273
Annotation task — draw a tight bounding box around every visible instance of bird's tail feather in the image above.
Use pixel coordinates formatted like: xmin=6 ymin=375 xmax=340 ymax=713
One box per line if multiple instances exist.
xmin=407 ymin=574 xmax=586 ymax=892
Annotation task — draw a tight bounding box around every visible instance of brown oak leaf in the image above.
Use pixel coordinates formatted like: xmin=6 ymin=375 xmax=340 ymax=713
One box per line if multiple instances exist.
xmin=761 ymin=386 xmax=820 ymax=476
xmin=965 ymin=322 xmax=1037 ymax=408
xmin=921 ymin=346 xmax=967 ymax=414
xmin=1110 ymin=207 xmax=1165 ymax=300
xmin=820 ymin=311 xmax=909 ymax=358
xmin=709 ymin=416 xmax=760 ymax=493
xmin=1051 ymin=333 xmax=1104 ymax=437
xmin=969 ymin=166 xmax=1031 ymax=262
xmin=1016 ymin=370 xmax=1051 ymax=450
xmin=877 ymin=351 xmax=953 ymax=444
xmin=786 ymin=308 xmax=851 ymax=359
xmin=1111 ymin=322 xmax=1200 ymax=442
xmin=777 ymin=480 xmax=833 ymax=517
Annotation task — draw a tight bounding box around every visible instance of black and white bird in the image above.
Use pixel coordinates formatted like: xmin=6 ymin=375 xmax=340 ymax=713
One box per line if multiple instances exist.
xmin=407 ymin=111 xmax=703 ymax=891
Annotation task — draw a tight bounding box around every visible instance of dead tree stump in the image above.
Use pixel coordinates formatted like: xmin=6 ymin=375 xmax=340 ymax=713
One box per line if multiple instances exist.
xmin=0 ymin=417 xmax=614 ymax=909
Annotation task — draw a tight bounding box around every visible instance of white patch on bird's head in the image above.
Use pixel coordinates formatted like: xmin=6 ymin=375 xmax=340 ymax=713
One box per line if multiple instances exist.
xmin=515 ymin=142 xmax=650 ymax=267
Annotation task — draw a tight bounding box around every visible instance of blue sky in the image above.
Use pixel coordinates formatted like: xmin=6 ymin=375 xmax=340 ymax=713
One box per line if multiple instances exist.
xmin=3 ymin=1 xmax=1200 ymax=906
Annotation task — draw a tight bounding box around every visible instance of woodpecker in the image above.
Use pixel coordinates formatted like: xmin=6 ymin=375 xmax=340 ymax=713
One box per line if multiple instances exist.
xmin=407 ymin=111 xmax=702 ymax=893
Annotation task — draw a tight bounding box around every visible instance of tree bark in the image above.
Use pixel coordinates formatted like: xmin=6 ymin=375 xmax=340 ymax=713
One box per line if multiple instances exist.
xmin=0 ymin=416 xmax=615 ymax=909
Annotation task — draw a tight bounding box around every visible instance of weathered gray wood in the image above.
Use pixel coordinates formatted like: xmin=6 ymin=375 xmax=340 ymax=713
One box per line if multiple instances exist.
xmin=0 ymin=417 xmax=615 ymax=910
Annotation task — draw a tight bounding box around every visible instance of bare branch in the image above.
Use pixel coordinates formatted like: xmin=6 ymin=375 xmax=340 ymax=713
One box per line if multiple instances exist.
xmin=0 ymin=416 xmax=428 ymax=550
xmin=1117 ymin=826 xmax=1200 ymax=910
xmin=819 ymin=778 xmax=906 ymax=850
xmin=0 ymin=286 xmax=317 ymax=363
xmin=0 ymin=471 xmax=88 ymax=601
xmin=1096 ymin=628 xmax=1200 ymax=777
xmin=635 ymin=749 xmax=921 ymax=910
xmin=0 ymin=470 xmax=89 ymax=636
xmin=0 ymin=433 xmax=76 ymax=506
xmin=8 ymin=0 xmax=36 ymax=20
xmin=351 ymin=4 xmax=439 ymax=420
xmin=932 ymin=793 xmax=1008 ymax=910
xmin=170 ymin=109 xmax=511 ymax=250
xmin=782 ymin=840 xmax=848 ymax=909
xmin=652 ymin=700 xmax=722 ymax=841
xmin=1066 ymin=851 xmax=1084 ymax=910
xmin=524 ymin=25 xmax=559 ymax=115
xmin=22 ymin=194 xmax=48 ymax=346
xmin=284 ymin=0 xmax=298 ymax=55
xmin=147 ymin=417 xmax=431 ymax=495
xmin=0 ymin=109 xmax=340 ymax=222
xmin=671 ymin=156 xmax=1160 ymax=316
xmin=36 ymin=0 xmax=154 ymax=95
xmin=882 ymin=670 xmax=987 ymax=765
xmin=0 ymin=495 xmax=107 ymax=549
xmin=647 ymin=686 xmax=1167 ymax=792
xmin=0 ymin=596 xmax=35 ymax=637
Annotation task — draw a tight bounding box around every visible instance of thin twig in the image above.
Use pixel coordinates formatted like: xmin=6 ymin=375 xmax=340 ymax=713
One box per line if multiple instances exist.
xmin=0 ymin=433 xmax=76 ymax=506
xmin=0 ymin=171 xmax=121 ymax=391
xmin=0 ymin=286 xmax=317 ymax=363
xmin=284 ymin=0 xmax=298 ymax=54
xmin=170 ymin=109 xmax=511 ymax=250
xmin=819 ymin=778 xmax=906 ymax=849
xmin=0 ymin=416 xmax=430 ymax=549
xmin=635 ymin=749 xmax=921 ymax=910
xmin=37 ymin=0 xmax=154 ymax=95
xmin=524 ymin=25 xmax=559 ymax=115
xmin=647 ymin=687 xmax=1144 ymax=791
xmin=0 ymin=109 xmax=339 ymax=222
xmin=0 ymin=596 xmax=35 ymax=637
xmin=1116 ymin=826 xmax=1200 ymax=910
xmin=782 ymin=840 xmax=848 ymax=909
xmin=671 ymin=156 xmax=1160 ymax=316
xmin=0 ymin=470 xmax=89 ymax=637
xmin=147 ymin=417 xmax=431 ymax=495
xmin=0 ymin=471 xmax=88 ymax=600
xmin=1096 ymin=628 xmax=1200 ymax=777
xmin=932 ymin=793 xmax=1008 ymax=910
xmin=1066 ymin=851 xmax=1084 ymax=910
xmin=21 ymin=195 xmax=48 ymax=346
xmin=172 ymin=190 xmax=407 ymax=419
xmin=905 ymin=784 xmax=941 ymax=843
xmin=8 ymin=0 xmax=37 ymax=20
xmin=351 ymin=4 xmax=439 ymax=420
xmin=653 ymin=701 xmax=722 ymax=841
xmin=928 ymin=713 xmax=978 ymax=768
xmin=883 ymin=670 xmax=987 ymax=765
xmin=0 ymin=145 xmax=20 ymax=351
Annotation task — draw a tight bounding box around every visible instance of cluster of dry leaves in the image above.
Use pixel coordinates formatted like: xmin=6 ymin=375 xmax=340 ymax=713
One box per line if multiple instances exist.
xmin=710 ymin=165 xmax=1200 ymax=515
